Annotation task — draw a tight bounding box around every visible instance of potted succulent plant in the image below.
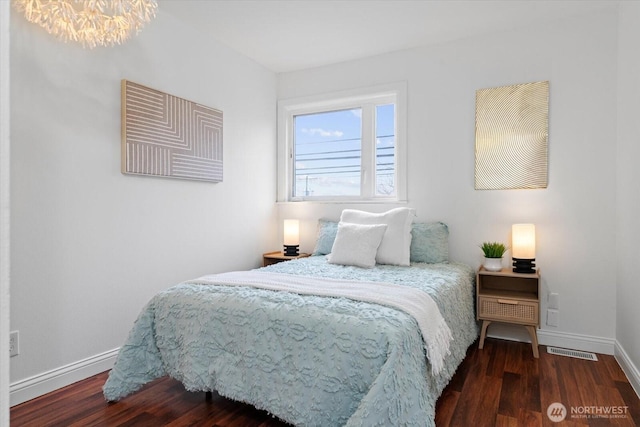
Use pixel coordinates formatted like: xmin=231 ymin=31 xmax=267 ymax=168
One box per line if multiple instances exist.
xmin=480 ymin=241 xmax=508 ymax=272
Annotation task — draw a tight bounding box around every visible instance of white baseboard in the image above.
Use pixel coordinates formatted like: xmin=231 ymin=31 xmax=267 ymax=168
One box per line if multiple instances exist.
xmin=536 ymin=329 xmax=615 ymax=355
xmin=486 ymin=324 xmax=616 ymax=355
xmin=614 ymin=341 xmax=640 ymax=399
xmin=10 ymin=348 xmax=119 ymax=407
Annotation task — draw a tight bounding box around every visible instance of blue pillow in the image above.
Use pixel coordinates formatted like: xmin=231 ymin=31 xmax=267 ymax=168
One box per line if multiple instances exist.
xmin=312 ymin=219 xmax=449 ymax=263
xmin=410 ymin=222 xmax=449 ymax=263
xmin=312 ymin=219 xmax=339 ymax=255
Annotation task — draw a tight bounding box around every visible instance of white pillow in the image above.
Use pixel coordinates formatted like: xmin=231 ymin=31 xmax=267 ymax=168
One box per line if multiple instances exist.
xmin=327 ymin=222 xmax=388 ymax=268
xmin=340 ymin=207 xmax=415 ymax=266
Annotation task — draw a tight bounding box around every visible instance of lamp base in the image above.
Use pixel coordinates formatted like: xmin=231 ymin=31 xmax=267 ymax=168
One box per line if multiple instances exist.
xmin=512 ymin=258 xmax=536 ymax=274
xmin=283 ymin=245 xmax=299 ymax=257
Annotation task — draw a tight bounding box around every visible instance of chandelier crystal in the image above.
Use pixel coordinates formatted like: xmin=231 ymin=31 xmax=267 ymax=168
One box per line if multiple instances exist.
xmin=13 ymin=0 xmax=158 ymax=49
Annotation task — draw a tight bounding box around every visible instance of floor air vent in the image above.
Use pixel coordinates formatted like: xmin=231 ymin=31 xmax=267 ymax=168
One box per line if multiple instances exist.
xmin=547 ymin=346 xmax=598 ymax=361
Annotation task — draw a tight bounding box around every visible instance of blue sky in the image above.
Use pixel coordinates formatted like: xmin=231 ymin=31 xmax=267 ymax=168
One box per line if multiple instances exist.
xmin=294 ymin=105 xmax=395 ymax=197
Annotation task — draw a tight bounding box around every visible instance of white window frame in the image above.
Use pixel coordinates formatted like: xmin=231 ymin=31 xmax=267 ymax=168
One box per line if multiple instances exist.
xmin=277 ymin=82 xmax=407 ymax=202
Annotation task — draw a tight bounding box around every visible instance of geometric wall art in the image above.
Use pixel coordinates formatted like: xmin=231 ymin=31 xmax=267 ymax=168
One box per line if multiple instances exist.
xmin=121 ymin=80 xmax=223 ymax=182
xmin=475 ymin=81 xmax=548 ymax=190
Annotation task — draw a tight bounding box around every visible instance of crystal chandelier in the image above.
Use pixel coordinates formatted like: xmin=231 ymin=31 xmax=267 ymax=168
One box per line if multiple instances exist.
xmin=13 ymin=0 xmax=158 ymax=49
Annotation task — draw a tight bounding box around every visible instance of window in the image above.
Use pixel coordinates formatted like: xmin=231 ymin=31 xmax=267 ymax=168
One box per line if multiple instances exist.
xmin=277 ymin=83 xmax=406 ymax=202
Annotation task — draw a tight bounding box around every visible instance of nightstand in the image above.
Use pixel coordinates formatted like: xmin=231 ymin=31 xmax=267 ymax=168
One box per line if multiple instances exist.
xmin=262 ymin=251 xmax=310 ymax=267
xmin=477 ymin=266 xmax=540 ymax=358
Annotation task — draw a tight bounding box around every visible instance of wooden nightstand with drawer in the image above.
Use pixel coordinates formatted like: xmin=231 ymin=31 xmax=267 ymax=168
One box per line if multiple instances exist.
xmin=477 ymin=266 xmax=540 ymax=358
xmin=262 ymin=251 xmax=310 ymax=267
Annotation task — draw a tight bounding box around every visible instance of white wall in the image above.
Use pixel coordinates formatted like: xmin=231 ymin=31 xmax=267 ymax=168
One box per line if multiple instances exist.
xmin=9 ymin=7 xmax=277 ymax=400
xmin=278 ymin=10 xmax=619 ymax=349
xmin=616 ymin=2 xmax=640 ymax=393
xmin=1 ymin=0 xmax=11 ymax=423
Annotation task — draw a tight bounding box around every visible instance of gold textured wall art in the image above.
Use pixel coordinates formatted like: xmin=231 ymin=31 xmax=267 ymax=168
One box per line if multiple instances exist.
xmin=475 ymin=81 xmax=549 ymax=190
xmin=122 ymin=80 xmax=223 ymax=182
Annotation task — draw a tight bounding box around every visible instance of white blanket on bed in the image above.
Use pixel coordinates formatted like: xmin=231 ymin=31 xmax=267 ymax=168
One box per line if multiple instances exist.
xmin=191 ymin=270 xmax=453 ymax=375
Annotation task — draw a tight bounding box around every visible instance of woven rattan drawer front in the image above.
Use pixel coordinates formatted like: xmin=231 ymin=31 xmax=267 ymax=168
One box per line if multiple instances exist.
xmin=479 ymin=296 xmax=539 ymax=325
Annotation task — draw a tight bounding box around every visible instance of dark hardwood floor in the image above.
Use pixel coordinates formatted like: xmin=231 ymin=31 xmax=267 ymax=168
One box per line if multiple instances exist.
xmin=10 ymin=338 xmax=640 ymax=426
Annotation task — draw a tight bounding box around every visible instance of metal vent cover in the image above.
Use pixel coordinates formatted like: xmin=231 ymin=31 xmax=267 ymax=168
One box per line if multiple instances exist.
xmin=547 ymin=346 xmax=598 ymax=361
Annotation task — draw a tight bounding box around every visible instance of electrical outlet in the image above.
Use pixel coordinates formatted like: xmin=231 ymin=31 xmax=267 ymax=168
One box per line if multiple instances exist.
xmin=547 ymin=309 xmax=559 ymax=327
xmin=9 ymin=330 xmax=19 ymax=357
xmin=548 ymin=293 xmax=560 ymax=309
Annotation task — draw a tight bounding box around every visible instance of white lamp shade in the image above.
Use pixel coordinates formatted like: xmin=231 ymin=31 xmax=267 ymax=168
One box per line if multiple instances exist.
xmin=283 ymin=219 xmax=300 ymax=246
xmin=512 ymin=224 xmax=536 ymax=259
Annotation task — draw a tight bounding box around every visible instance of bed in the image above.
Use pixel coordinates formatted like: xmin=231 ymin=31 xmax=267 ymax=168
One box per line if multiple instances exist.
xmin=103 ymin=213 xmax=479 ymax=426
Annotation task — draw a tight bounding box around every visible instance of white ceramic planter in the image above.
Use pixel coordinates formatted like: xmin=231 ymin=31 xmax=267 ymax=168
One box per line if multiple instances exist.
xmin=483 ymin=257 xmax=503 ymax=272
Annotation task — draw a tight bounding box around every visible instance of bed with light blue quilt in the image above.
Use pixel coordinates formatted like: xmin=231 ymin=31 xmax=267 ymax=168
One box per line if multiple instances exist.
xmin=103 ymin=254 xmax=478 ymax=426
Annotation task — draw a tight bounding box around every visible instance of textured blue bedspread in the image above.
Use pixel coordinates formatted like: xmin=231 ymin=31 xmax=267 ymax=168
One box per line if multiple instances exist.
xmin=103 ymin=256 xmax=478 ymax=426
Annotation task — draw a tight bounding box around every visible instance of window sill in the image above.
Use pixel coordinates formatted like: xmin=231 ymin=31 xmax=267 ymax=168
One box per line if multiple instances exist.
xmin=276 ymin=199 xmax=408 ymax=206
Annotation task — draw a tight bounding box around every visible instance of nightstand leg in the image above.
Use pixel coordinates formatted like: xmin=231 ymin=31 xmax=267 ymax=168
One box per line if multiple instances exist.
xmin=479 ymin=320 xmax=491 ymax=349
xmin=525 ymin=325 xmax=539 ymax=358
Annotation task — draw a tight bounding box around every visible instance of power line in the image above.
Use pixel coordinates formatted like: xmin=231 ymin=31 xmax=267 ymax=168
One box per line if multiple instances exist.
xmin=295 ymin=133 xmax=395 ymax=146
